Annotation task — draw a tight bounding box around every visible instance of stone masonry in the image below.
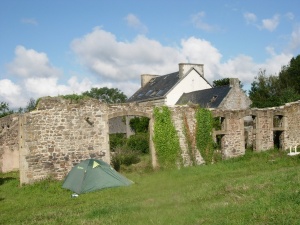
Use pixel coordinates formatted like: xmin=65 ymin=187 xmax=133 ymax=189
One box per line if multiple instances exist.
xmin=1 ymin=97 xmax=300 ymax=184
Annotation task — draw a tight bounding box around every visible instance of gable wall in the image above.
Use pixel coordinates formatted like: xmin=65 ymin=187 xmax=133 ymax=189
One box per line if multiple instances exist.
xmin=219 ymin=85 xmax=252 ymax=110
xmin=166 ymin=70 xmax=212 ymax=105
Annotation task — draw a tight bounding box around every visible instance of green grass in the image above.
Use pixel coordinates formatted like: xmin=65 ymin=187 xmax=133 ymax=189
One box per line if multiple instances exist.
xmin=1 ymin=149 xmax=300 ymax=225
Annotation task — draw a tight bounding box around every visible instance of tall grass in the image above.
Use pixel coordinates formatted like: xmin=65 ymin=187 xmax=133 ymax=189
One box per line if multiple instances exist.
xmin=1 ymin=149 xmax=300 ymax=225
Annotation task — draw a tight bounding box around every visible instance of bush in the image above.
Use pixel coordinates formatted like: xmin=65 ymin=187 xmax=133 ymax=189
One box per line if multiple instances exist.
xmin=111 ymin=148 xmax=140 ymax=171
xmin=109 ymin=133 xmax=127 ymax=152
xmin=126 ymin=133 xmax=149 ymax=154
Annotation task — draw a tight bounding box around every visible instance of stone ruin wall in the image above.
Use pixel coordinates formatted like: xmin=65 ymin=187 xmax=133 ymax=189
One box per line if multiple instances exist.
xmin=19 ymin=97 xmax=110 ymax=183
xmin=0 ymin=114 xmax=19 ymax=172
xmin=213 ymin=110 xmax=245 ymax=159
xmin=284 ymin=102 xmax=300 ymax=148
xmin=252 ymin=110 xmax=274 ymax=151
xmin=169 ymin=106 xmax=204 ymax=166
xmin=1 ymin=97 xmax=300 ymax=184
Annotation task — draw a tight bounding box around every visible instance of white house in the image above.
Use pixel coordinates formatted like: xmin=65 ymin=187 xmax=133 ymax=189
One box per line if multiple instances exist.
xmin=127 ymin=63 xmax=212 ymax=106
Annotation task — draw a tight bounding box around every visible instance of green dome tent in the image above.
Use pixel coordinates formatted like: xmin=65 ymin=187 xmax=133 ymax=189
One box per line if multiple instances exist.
xmin=62 ymin=159 xmax=133 ymax=194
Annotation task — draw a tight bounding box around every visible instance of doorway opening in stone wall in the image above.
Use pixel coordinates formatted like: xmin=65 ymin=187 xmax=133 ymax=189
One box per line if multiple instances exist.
xmin=273 ymin=131 xmax=284 ymax=149
xmin=108 ymin=115 xmax=152 ymax=173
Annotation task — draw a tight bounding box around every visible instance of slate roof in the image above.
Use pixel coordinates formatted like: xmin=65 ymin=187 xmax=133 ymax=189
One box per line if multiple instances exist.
xmin=176 ymin=85 xmax=231 ymax=108
xmin=127 ymin=72 xmax=179 ymax=102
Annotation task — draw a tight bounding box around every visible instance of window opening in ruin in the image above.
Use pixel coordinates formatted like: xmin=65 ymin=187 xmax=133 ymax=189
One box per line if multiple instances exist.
xmin=252 ymin=116 xmax=256 ymax=129
xmin=215 ymin=134 xmax=224 ymax=150
xmin=273 ymin=115 xmax=283 ymax=128
xmin=213 ymin=117 xmax=225 ymax=131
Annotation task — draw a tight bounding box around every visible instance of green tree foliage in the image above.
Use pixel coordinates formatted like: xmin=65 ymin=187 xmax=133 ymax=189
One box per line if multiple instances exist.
xmin=249 ymin=55 xmax=300 ymax=108
xmin=212 ymin=78 xmax=230 ymax=87
xmin=25 ymin=98 xmax=36 ymax=112
xmin=82 ymin=87 xmax=127 ymax=103
xmin=129 ymin=116 xmax=149 ymax=133
xmin=279 ymin=55 xmax=300 ymax=93
xmin=213 ymin=77 xmax=244 ymax=90
xmin=249 ymin=70 xmax=281 ymax=108
xmin=0 ymin=102 xmax=13 ymax=118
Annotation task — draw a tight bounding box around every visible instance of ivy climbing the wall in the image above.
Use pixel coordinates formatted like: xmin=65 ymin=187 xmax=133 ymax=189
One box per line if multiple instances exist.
xmin=196 ymin=108 xmax=214 ymax=165
xmin=182 ymin=113 xmax=196 ymax=165
xmin=153 ymin=106 xmax=181 ymax=169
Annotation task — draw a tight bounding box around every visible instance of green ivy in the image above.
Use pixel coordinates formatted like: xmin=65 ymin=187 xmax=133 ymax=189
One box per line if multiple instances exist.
xmin=196 ymin=108 xmax=214 ymax=165
xmin=153 ymin=106 xmax=181 ymax=169
xmin=61 ymin=94 xmax=88 ymax=103
xmin=182 ymin=113 xmax=196 ymax=165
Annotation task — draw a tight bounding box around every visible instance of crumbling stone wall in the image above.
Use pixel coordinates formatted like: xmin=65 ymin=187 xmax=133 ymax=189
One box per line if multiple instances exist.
xmin=170 ymin=106 xmax=204 ymax=166
xmin=19 ymin=97 xmax=109 ymax=183
xmin=284 ymin=101 xmax=300 ymax=149
xmin=251 ymin=110 xmax=274 ymax=151
xmin=1 ymin=97 xmax=300 ymax=185
xmin=212 ymin=110 xmax=245 ymax=159
xmin=0 ymin=114 xmax=19 ymax=172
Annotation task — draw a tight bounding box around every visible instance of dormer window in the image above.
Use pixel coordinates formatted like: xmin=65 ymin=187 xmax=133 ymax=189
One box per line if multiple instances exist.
xmin=210 ymin=95 xmax=218 ymax=103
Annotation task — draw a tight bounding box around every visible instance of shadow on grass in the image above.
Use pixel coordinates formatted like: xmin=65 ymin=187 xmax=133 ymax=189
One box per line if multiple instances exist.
xmin=0 ymin=177 xmax=16 ymax=185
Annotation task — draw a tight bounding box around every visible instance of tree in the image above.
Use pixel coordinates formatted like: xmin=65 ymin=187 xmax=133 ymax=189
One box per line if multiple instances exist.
xmin=249 ymin=70 xmax=280 ymax=108
xmin=82 ymin=87 xmax=127 ymax=103
xmin=212 ymin=77 xmax=244 ymax=90
xmin=0 ymin=102 xmax=13 ymax=118
xmin=25 ymin=98 xmax=36 ymax=112
xmin=212 ymin=78 xmax=230 ymax=87
xmin=249 ymin=68 xmax=300 ymax=108
xmin=279 ymin=55 xmax=300 ymax=93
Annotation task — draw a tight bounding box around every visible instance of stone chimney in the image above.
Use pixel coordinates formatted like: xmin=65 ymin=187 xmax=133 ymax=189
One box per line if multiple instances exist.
xmin=229 ymin=78 xmax=240 ymax=88
xmin=178 ymin=63 xmax=204 ymax=79
xmin=141 ymin=74 xmax=159 ymax=87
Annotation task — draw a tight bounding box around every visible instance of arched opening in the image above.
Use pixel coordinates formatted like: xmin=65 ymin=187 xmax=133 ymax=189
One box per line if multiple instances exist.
xmin=108 ymin=112 xmax=154 ymax=172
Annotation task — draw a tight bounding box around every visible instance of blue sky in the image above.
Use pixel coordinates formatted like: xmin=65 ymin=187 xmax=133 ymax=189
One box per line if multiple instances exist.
xmin=0 ymin=0 xmax=299 ymax=108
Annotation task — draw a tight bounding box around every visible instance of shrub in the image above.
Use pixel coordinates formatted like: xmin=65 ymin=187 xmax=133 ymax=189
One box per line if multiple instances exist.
xmin=129 ymin=116 xmax=150 ymax=133
xmin=126 ymin=133 xmax=149 ymax=154
xmin=111 ymin=148 xmax=140 ymax=171
xmin=109 ymin=133 xmax=127 ymax=152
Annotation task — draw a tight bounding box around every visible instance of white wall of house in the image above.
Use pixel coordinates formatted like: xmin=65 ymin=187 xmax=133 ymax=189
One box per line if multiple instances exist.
xmin=165 ymin=69 xmax=212 ymax=106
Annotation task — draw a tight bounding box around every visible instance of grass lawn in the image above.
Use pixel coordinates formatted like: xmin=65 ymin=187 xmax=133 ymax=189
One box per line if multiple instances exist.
xmin=1 ymin=149 xmax=300 ymax=225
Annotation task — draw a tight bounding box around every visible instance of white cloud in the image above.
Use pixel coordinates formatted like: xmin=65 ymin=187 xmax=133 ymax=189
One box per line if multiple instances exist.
xmin=191 ymin=11 xmax=216 ymax=32
xmin=288 ymin=25 xmax=300 ymax=52
xmin=260 ymin=52 xmax=293 ymax=75
xmin=244 ymin=12 xmax=257 ymax=24
xmin=245 ymin=13 xmax=282 ymax=32
xmin=71 ymin=27 xmax=183 ymax=81
xmin=180 ymin=37 xmax=222 ymax=80
xmin=0 ymin=79 xmax=25 ymax=108
xmin=124 ymin=14 xmax=148 ymax=34
xmin=7 ymin=46 xmax=62 ymax=78
xmin=1 ymin=27 xmax=295 ymax=109
xmin=261 ymin=14 xmax=280 ymax=32
xmin=21 ymin=18 xmax=38 ymax=26
xmin=285 ymin=12 xmax=294 ymax=20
